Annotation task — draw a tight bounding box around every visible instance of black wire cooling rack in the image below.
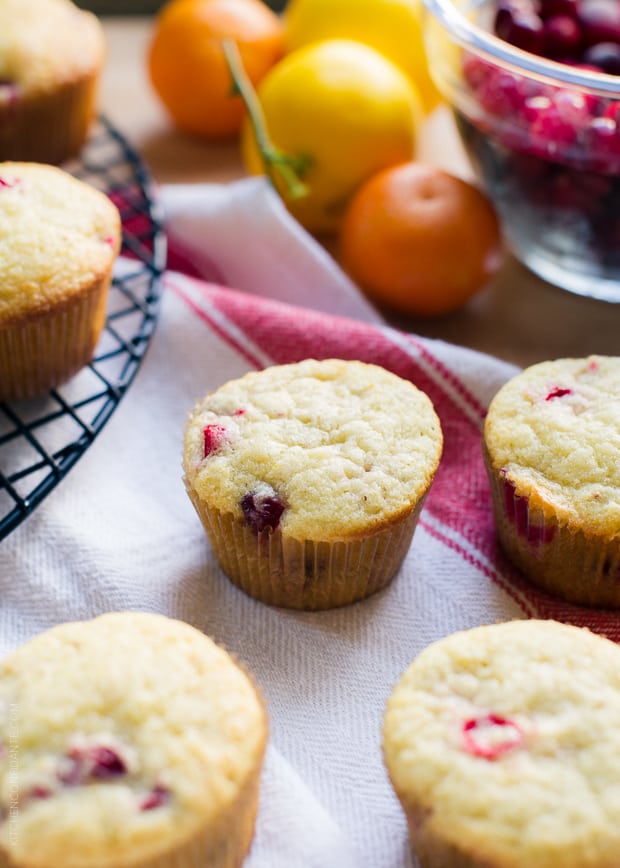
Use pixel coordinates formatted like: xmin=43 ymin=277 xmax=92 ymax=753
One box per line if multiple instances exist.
xmin=0 ymin=116 xmax=167 ymax=542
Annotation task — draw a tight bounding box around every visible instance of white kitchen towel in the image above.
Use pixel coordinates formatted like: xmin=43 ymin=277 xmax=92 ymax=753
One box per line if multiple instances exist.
xmin=2 ymin=176 xmax=618 ymax=868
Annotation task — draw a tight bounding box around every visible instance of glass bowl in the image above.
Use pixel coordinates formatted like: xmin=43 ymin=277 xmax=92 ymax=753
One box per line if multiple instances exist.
xmin=423 ymin=0 xmax=620 ymax=301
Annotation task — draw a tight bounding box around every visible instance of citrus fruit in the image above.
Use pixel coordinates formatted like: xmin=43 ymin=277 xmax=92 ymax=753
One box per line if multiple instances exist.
xmin=240 ymin=39 xmax=421 ymax=236
xmin=339 ymin=162 xmax=504 ymax=317
xmin=283 ymin=0 xmax=442 ymax=114
xmin=148 ymin=0 xmax=284 ymax=139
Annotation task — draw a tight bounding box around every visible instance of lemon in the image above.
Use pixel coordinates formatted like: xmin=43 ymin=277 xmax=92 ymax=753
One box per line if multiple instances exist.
xmin=240 ymin=39 xmax=420 ymax=236
xmin=283 ymin=0 xmax=442 ymax=114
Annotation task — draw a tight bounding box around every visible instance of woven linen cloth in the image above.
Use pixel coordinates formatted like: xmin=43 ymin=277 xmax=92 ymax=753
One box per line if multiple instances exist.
xmin=2 ymin=176 xmax=618 ymax=868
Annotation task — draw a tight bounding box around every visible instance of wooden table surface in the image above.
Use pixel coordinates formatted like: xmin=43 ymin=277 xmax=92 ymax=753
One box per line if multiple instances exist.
xmin=100 ymin=16 xmax=620 ymax=369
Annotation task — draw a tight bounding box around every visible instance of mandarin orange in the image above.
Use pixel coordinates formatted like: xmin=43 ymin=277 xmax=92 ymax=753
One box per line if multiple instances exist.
xmin=148 ymin=0 xmax=284 ymax=139
xmin=339 ymin=162 xmax=504 ymax=317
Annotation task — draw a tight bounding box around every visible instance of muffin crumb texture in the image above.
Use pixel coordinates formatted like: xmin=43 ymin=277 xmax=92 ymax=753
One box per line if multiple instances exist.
xmin=0 ymin=0 xmax=104 ymax=94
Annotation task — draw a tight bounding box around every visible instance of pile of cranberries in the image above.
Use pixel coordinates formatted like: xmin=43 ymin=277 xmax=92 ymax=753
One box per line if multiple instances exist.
xmin=454 ymin=0 xmax=620 ymax=283
xmin=461 ymin=0 xmax=620 ymax=171
xmin=495 ymin=0 xmax=620 ymax=72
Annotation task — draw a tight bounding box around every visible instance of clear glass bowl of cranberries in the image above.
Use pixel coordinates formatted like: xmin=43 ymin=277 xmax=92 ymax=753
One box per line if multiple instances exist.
xmin=423 ymin=0 xmax=620 ymax=301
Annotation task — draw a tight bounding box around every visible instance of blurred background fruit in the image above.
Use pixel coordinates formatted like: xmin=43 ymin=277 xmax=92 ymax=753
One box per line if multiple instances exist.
xmin=339 ymin=162 xmax=504 ymax=317
xmin=148 ymin=0 xmax=284 ymax=139
xmin=240 ymin=39 xmax=421 ymax=235
xmin=283 ymin=0 xmax=442 ymax=114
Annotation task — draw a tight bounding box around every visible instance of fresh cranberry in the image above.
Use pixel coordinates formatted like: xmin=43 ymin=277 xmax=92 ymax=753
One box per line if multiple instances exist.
xmin=556 ymin=88 xmax=598 ymax=124
xmin=584 ymin=116 xmax=620 ymax=170
xmin=577 ymin=0 xmax=620 ymax=47
xmin=543 ymin=14 xmax=582 ymax=55
xmin=495 ymin=1 xmax=546 ymax=53
xmin=477 ymin=69 xmax=529 ymax=117
xmin=203 ymin=423 xmax=227 ymax=458
xmin=582 ymin=41 xmax=620 ymax=74
xmin=462 ymin=714 xmax=524 ymax=759
xmin=140 ymin=785 xmax=170 ymax=811
xmin=60 ymin=745 xmax=127 ymax=785
xmin=500 ymin=470 xmax=556 ymax=544
xmin=539 ymin=0 xmax=579 ymax=18
xmin=462 ymin=53 xmax=491 ymax=89
xmin=27 ymin=786 xmax=53 ymax=800
xmin=240 ymin=486 xmax=285 ymax=533
xmin=602 ymin=100 xmax=620 ymax=124
xmin=526 ymin=97 xmax=579 ymax=157
xmin=545 ymin=386 xmax=573 ymax=399
xmin=88 ymin=747 xmax=127 ymax=779
xmin=0 ymin=81 xmax=19 ymax=107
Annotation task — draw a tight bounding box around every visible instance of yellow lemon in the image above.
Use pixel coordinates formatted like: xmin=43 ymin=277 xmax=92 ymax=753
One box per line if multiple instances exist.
xmin=283 ymin=0 xmax=442 ymax=114
xmin=240 ymin=39 xmax=420 ymax=236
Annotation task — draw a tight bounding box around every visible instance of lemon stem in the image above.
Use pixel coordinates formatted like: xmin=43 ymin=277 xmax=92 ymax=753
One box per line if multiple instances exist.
xmin=222 ymin=38 xmax=310 ymax=201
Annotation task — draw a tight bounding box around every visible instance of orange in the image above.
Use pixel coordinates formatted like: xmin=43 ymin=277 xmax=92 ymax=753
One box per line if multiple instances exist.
xmin=148 ymin=0 xmax=284 ymax=139
xmin=339 ymin=162 xmax=504 ymax=317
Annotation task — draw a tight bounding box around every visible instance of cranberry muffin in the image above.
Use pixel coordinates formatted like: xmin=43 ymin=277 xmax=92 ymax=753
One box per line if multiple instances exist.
xmin=483 ymin=355 xmax=620 ymax=607
xmin=383 ymin=619 xmax=620 ymax=867
xmin=0 ymin=0 xmax=105 ymax=164
xmin=0 ymin=161 xmax=121 ymax=401
xmin=0 ymin=612 xmax=268 ymax=868
xmin=183 ymin=358 xmax=443 ymax=610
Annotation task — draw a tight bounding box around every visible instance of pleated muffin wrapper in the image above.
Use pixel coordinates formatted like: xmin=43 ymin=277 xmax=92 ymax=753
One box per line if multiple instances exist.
xmin=484 ymin=446 xmax=620 ymax=609
xmin=186 ymin=484 xmax=428 ymax=611
xmin=396 ymin=800 xmax=481 ymax=868
xmin=121 ymin=759 xmax=263 ymax=868
xmin=0 ymin=274 xmax=111 ymax=402
xmin=0 ymin=73 xmax=99 ymax=165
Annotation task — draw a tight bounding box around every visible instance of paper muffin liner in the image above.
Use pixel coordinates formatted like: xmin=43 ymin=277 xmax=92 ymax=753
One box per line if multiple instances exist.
xmin=131 ymin=765 xmax=262 ymax=868
xmin=185 ymin=483 xmax=428 ymax=610
xmin=0 ymin=274 xmax=111 ymax=402
xmin=0 ymin=73 xmax=99 ymax=165
xmin=401 ymin=807 xmax=476 ymax=868
xmin=484 ymin=448 xmax=620 ymax=608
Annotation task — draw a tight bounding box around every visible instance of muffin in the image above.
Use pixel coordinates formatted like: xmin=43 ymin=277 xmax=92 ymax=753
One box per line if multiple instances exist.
xmin=483 ymin=355 xmax=620 ymax=608
xmin=182 ymin=358 xmax=443 ymax=610
xmin=0 ymin=611 xmax=268 ymax=868
xmin=383 ymin=619 xmax=620 ymax=868
xmin=0 ymin=161 xmax=121 ymax=401
xmin=0 ymin=0 xmax=105 ymax=165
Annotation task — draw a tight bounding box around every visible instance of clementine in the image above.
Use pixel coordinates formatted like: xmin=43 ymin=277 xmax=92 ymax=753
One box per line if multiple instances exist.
xmin=148 ymin=0 xmax=284 ymax=139
xmin=339 ymin=162 xmax=504 ymax=317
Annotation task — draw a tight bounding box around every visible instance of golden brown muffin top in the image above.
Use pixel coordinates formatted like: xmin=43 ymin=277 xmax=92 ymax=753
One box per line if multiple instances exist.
xmin=0 ymin=162 xmax=120 ymax=325
xmin=183 ymin=358 xmax=443 ymax=541
xmin=484 ymin=355 xmax=620 ymax=536
xmin=0 ymin=0 xmax=105 ymax=95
